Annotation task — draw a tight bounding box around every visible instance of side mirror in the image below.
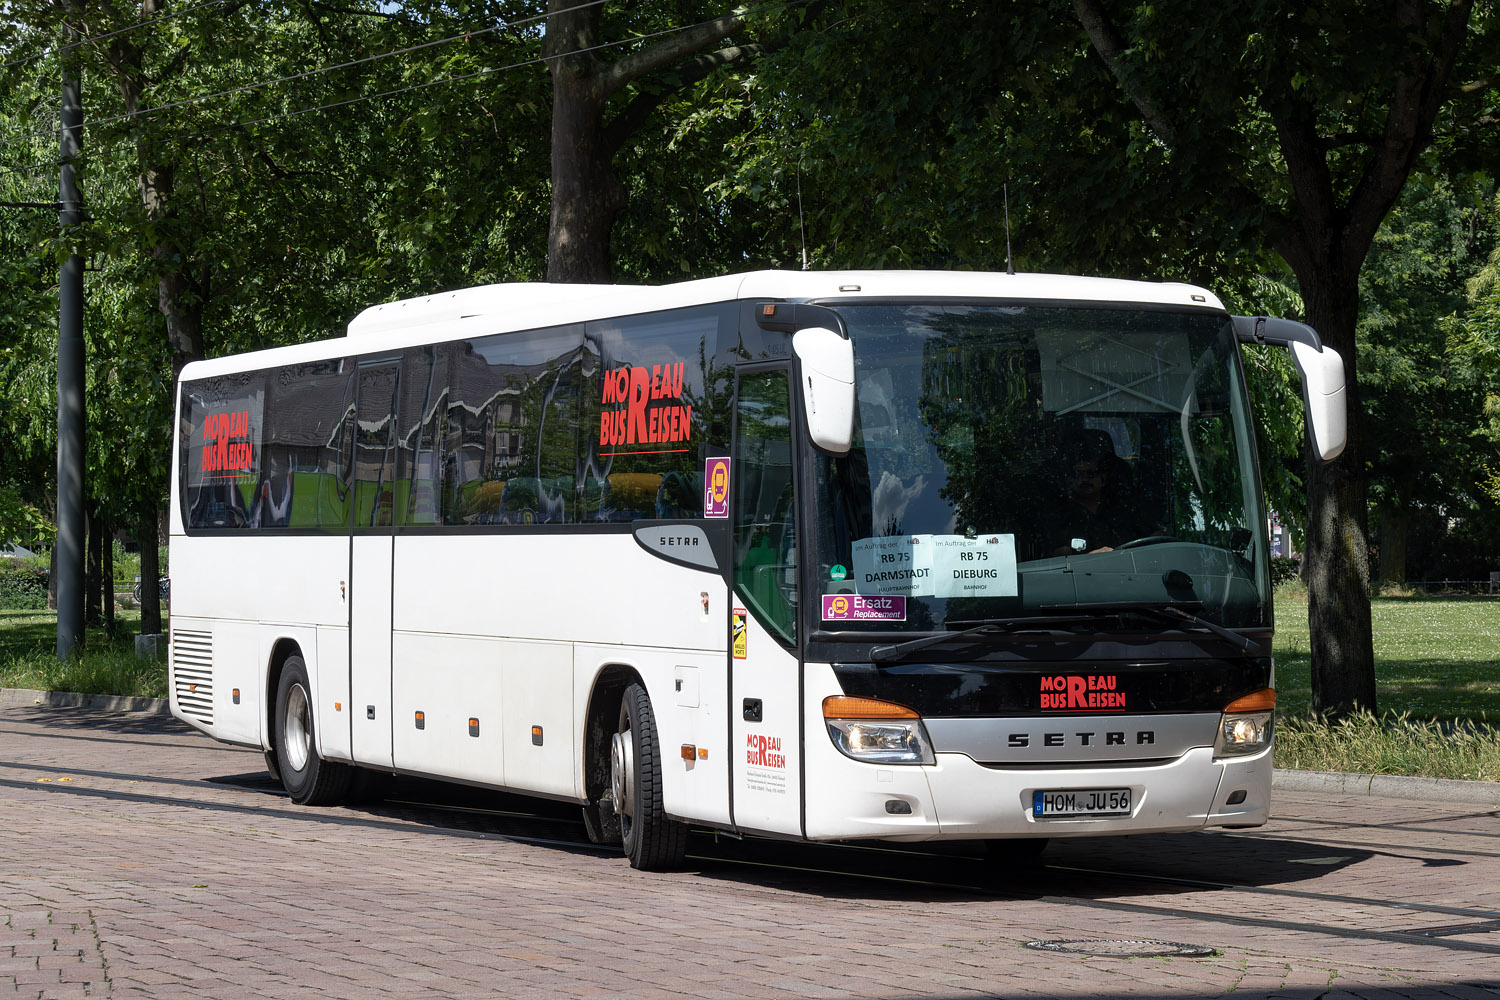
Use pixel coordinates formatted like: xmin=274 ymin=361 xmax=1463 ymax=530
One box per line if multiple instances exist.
xmin=793 ymin=327 xmax=855 ymax=455
xmin=1290 ymin=340 xmax=1347 ymax=462
xmin=1232 ymin=315 xmax=1347 ymax=463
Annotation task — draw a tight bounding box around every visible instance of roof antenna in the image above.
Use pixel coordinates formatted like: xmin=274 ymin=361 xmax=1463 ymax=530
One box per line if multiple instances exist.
xmin=1004 ymin=182 xmax=1016 ymax=276
xmin=797 ymin=152 xmax=809 ymax=271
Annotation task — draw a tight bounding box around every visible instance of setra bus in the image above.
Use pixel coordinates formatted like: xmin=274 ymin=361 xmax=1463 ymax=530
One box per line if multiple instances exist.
xmin=168 ymin=270 xmax=1345 ymax=869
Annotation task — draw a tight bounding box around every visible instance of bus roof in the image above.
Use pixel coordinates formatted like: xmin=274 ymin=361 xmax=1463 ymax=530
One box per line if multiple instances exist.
xmin=181 ymin=270 xmax=1226 ymax=381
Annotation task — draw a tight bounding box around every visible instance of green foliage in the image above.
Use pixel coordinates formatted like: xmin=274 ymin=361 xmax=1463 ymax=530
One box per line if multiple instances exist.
xmin=1275 ymin=712 xmax=1500 ymax=782
xmin=1269 ymin=556 xmax=1301 ymax=587
xmin=0 ymin=610 xmax=166 ymax=697
xmin=0 ymin=560 xmax=48 ymax=610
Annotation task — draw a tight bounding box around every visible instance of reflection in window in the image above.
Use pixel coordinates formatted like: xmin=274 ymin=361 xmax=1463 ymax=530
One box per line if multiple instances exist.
xmin=428 ymin=326 xmax=585 ymax=526
xmin=179 ymin=361 xmax=354 ymax=531
xmin=734 ymin=371 xmax=797 ymax=644
xmin=579 ymin=305 xmax=728 ymax=522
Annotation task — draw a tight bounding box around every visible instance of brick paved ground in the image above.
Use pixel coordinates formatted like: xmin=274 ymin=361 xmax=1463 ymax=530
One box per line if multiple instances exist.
xmin=2 ymin=702 xmax=1499 ymax=1000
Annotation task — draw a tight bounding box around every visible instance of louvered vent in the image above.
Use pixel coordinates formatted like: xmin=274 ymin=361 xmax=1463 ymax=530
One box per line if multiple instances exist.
xmin=172 ymin=629 xmax=214 ymax=724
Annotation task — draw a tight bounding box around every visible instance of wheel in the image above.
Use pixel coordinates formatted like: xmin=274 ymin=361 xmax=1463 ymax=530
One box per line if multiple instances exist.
xmin=610 ymin=682 xmax=687 ymax=870
xmin=983 ymin=838 xmax=1049 ymax=862
xmin=273 ymin=656 xmax=352 ymax=805
xmin=131 ymin=581 xmax=142 ymax=601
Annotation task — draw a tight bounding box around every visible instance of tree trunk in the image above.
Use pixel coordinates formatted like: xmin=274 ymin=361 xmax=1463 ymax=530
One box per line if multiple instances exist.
xmin=85 ymin=502 xmax=101 ymax=628
xmin=1296 ymin=274 xmax=1377 ymax=719
xmin=1377 ymin=504 xmax=1409 ymax=587
xmin=138 ymin=500 xmax=161 ymax=637
xmin=102 ymin=516 xmax=115 ymax=639
xmin=544 ymin=4 xmax=627 ymax=284
xmin=547 ymin=75 xmax=627 ymax=283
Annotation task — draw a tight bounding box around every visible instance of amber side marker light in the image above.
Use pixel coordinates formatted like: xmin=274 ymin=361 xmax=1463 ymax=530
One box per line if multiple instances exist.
xmin=822 ymin=696 xmax=920 ymax=720
xmin=1223 ymin=688 xmax=1275 ymax=713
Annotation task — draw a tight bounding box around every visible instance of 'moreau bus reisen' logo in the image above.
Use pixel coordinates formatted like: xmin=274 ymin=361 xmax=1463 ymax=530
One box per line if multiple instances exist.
xmin=599 ymin=363 xmax=691 ymax=447
xmin=1040 ymin=674 xmax=1125 ymax=711
xmin=200 ymin=410 xmax=255 ymax=479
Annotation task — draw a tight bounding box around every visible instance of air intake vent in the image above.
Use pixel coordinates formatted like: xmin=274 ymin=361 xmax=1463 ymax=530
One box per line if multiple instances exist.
xmin=172 ymin=629 xmax=214 ymax=724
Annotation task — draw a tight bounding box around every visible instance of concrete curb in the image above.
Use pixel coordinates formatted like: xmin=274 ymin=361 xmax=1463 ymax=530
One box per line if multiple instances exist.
xmin=0 ymin=687 xmax=169 ymax=716
xmin=1273 ymin=767 xmax=1500 ymax=806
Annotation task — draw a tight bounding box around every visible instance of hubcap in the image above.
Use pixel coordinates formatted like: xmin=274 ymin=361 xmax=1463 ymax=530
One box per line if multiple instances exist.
xmin=284 ymin=683 xmax=312 ymax=773
xmin=610 ymin=728 xmax=634 ymax=817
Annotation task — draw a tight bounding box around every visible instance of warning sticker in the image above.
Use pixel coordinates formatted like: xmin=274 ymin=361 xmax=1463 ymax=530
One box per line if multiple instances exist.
xmin=732 ymin=608 xmax=747 ymax=659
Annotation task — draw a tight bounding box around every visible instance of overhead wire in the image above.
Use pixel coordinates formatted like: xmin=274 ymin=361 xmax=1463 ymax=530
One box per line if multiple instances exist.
xmin=0 ymin=0 xmax=233 ymax=73
xmin=0 ymin=0 xmax=609 ymax=150
xmin=0 ymin=0 xmax=799 ymax=178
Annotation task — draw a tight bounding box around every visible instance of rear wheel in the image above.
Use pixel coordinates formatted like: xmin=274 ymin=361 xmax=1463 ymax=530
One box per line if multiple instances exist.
xmin=611 ymin=682 xmax=686 ymax=870
xmin=274 ymin=656 xmax=352 ymax=806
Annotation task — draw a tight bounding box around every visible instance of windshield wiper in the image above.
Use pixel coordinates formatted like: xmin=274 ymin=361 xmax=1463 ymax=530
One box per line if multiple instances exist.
xmin=1043 ymin=601 xmax=1257 ymax=653
xmin=868 ymin=616 xmax=1091 ymax=663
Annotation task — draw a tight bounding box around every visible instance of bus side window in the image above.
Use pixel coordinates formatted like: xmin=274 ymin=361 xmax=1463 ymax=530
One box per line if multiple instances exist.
xmin=733 ymin=371 xmax=797 ymax=644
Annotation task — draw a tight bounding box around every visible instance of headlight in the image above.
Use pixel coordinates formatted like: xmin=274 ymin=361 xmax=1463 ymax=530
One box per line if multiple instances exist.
xmin=823 ymin=696 xmax=935 ymax=765
xmin=1214 ymin=688 xmax=1275 ymax=758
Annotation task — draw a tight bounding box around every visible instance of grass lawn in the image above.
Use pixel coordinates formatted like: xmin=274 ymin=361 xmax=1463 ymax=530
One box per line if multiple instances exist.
xmin=1272 ymin=593 xmax=1500 ymax=723
xmin=0 ymin=608 xmax=168 ymax=699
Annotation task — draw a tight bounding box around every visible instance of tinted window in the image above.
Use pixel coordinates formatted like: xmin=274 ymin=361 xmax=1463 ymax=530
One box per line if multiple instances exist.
xmin=581 ymin=306 xmax=726 ymax=522
xmin=733 ymin=371 xmax=797 ymax=644
xmin=436 ymin=326 xmax=586 ymax=526
xmin=180 ymin=360 xmax=354 ymax=531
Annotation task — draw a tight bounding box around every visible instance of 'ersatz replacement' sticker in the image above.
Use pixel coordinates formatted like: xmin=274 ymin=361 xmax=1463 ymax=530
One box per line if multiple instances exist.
xmin=821 ymin=594 xmax=907 ymax=622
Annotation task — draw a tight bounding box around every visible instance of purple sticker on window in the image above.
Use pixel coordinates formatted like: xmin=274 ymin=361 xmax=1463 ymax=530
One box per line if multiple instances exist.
xmin=821 ymin=594 xmax=907 ymax=622
xmin=704 ymin=457 xmax=730 ymax=518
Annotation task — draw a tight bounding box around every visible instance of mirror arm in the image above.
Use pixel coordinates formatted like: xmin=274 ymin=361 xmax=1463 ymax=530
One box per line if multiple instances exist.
xmin=1231 ymin=314 xmax=1322 ymax=351
xmin=756 ymin=301 xmax=848 ymax=339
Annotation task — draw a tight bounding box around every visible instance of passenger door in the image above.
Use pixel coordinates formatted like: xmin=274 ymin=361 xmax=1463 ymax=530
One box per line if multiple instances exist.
xmin=729 ymin=368 xmax=804 ymax=837
xmin=349 ymin=358 xmax=400 ymax=769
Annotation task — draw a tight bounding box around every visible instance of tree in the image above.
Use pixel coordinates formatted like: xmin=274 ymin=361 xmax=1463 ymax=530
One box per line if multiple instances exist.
xmin=734 ymin=0 xmax=1500 ymax=717
xmin=541 ymin=0 xmax=811 ymax=282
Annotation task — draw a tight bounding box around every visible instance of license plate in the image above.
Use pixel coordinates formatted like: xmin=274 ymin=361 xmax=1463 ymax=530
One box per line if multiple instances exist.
xmin=1032 ymin=788 xmax=1132 ymax=818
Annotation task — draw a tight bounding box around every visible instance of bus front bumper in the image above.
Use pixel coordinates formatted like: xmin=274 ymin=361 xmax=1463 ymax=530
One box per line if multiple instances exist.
xmin=802 ymin=745 xmax=1271 ymax=842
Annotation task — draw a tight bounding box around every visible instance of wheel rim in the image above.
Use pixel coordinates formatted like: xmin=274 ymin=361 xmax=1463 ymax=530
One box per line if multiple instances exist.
xmin=610 ymin=727 xmax=634 ymax=820
xmin=284 ymin=682 xmax=312 ymax=773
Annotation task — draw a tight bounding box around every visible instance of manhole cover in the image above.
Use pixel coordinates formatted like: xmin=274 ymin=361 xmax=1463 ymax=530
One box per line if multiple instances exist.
xmin=1025 ymin=939 xmax=1217 ymax=958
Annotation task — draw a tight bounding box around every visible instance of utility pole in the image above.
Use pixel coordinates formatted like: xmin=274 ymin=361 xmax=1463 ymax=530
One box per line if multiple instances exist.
xmin=55 ymin=21 xmax=85 ymax=659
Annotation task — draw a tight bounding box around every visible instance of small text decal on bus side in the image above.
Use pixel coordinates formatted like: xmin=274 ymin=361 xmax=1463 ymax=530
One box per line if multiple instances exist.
xmin=746 ymin=733 xmax=786 ymax=769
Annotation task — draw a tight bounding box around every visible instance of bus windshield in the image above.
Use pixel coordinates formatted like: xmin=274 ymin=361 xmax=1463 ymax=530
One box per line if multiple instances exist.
xmin=809 ymin=302 xmax=1269 ymax=633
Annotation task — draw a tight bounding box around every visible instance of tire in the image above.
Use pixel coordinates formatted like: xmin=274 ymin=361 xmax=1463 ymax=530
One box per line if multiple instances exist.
xmin=610 ymin=682 xmax=687 ymax=870
xmin=273 ymin=656 xmax=352 ymax=806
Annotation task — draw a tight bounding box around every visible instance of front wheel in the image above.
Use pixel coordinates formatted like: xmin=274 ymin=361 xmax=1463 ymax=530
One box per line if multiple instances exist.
xmin=611 ymin=682 xmax=687 ymax=870
xmin=273 ymin=656 xmax=352 ymax=806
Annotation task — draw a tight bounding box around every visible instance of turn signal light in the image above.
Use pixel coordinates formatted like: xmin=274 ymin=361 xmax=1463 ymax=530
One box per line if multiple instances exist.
xmin=1223 ymin=688 xmax=1275 ymax=713
xmin=822 ymin=696 xmax=920 ymax=720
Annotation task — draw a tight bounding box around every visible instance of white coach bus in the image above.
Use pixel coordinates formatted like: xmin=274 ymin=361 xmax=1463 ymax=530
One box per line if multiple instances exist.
xmin=168 ymin=270 xmax=1345 ymax=869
